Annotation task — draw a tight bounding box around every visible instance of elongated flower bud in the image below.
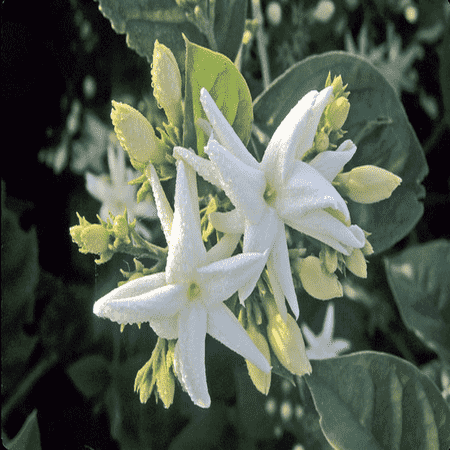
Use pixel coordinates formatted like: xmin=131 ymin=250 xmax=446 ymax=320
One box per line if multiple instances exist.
xmin=298 ymin=256 xmax=343 ymax=300
xmin=327 ymin=97 xmax=350 ymax=130
xmin=111 ymin=101 xmax=167 ymax=165
xmin=246 ymin=321 xmax=271 ymax=394
xmin=151 ymin=40 xmax=183 ymax=128
xmin=335 ymin=165 xmax=402 ymax=204
xmin=265 ymin=297 xmax=311 ymax=377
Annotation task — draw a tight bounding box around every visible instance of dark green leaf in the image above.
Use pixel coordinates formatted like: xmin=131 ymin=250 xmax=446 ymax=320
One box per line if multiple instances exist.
xmin=67 ymin=355 xmax=111 ymax=398
xmin=95 ymin=0 xmax=246 ymax=70
xmin=384 ymin=240 xmax=450 ymax=362
xmin=253 ymin=52 xmax=428 ymax=254
xmin=305 ymin=351 xmax=450 ymax=450
xmin=3 ymin=409 xmax=41 ymax=450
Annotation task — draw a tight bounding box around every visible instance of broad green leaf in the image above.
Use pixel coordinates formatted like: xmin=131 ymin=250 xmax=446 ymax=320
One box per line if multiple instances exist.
xmin=95 ymin=0 xmax=246 ymax=72
xmin=252 ymin=52 xmax=428 ymax=254
xmin=384 ymin=240 xmax=450 ymax=362
xmin=305 ymin=351 xmax=450 ymax=450
xmin=183 ymin=37 xmax=253 ymax=154
xmin=4 ymin=409 xmax=41 ymax=450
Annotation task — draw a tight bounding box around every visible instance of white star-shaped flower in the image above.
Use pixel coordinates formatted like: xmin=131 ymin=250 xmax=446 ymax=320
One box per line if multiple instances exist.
xmin=301 ymin=303 xmax=351 ymax=359
xmin=174 ymin=87 xmax=365 ymax=320
xmin=93 ymin=160 xmax=271 ymax=408
xmin=86 ymin=138 xmax=157 ymax=238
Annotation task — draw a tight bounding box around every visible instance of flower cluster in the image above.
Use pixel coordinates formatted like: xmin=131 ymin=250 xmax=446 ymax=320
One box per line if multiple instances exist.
xmin=70 ymin=41 xmax=402 ymax=408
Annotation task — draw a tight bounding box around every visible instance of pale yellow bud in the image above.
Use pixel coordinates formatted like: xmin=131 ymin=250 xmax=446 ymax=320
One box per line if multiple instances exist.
xmin=265 ymin=297 xmax=311 ymax=377
xmin=78 ymin=224 xmax=110 ymax=254
xmin=151 ymin=40 xmax=183 ymax=128
xmin=156 ymin=348 xmax=175 ymax=409
xmin=315 ymin=130 xmax=330 ymax=152
xmin=344 ymin=248 xmax=367 ymax=278
xmin=267 ymin=313 xmax=311 ymax=377
xmin=246 ymin=322 xmax=271 ymax=395
xmin=111 ymin=101 xmax=166 ymax=164
xmin=335 ymin=165 xmax=402 ymax=204
xmin=327 ymin=97 xmax=350 ymax=130
xmin=298 ymin=256 xmax=343 ymax=300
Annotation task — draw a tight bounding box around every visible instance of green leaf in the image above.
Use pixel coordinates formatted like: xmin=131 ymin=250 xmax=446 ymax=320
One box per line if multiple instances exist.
xmin=4 ymin=409 xmax=41 ymax=450
xmin=183 ymin=37 xmax=253 ymax=155
xmin=252 ymin=52 xmax=428 ymax=254
xmin=95 ymin=0 xmax=246 ymax=72
xmin=305 ymin=351 xmax=450 ymax=450
xmin=384 ymin=240 xmax=450 ymax=362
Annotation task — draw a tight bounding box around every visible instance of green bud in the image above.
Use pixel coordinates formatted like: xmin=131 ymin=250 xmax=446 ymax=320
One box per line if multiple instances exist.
xmin=315 ymin=130 xmax=330 ymax=152
xmin=156 ymin=344 xmax=175 ymax=409
xmin=265 ymin=296 xmax=312 ymax=377
xmin=112 ymin=212 xmax=132 ymax=246
xmin=134 ymin=357 xmax=157 ymax=404
xmin=298 ymin=256 xmax=343 ymax=300
xmin=245 ymin=321 xmax=271 ymax=395
xmin=335 ymin=165 xmax=402 ymax=204
xmin=151 ymin=40 xmax=183 ymax=128
xmin=111 ymin=101 xmax=167 ymax=165
xmin=327 ymin=97 xmax=350 ymax=130
xmin=344 ymin=248 xmax=367 ymax=278
xmin=319 ymin=246 xmax=338 ymax=274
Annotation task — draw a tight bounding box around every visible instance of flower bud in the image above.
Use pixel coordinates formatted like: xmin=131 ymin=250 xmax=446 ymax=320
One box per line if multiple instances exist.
xmin=312 ymin=0 xmax=335 ymax=23
xmin=111 ymin=101 xmax=167 ymax=165
xmin=319 ymin=246 xmax=338 ymax=273
xmin=298 ymin=256 xmax=343 ymax=300
xmin=266 ymin=312 xmax=312 ymax=377
xmin=246 ymin=321 xmax=271 ymax=394
xmin=151 ymin=40 xmax=183 ymax=128
xmin=314 ymin=130 xmax=330 ymax=152
xmin=134 ymin=357 xmax=156 ymax=404
xmin=112 ymin=212 xmax=132 ymax=247
xmin=335 ymin=165 xmax=402 ymax=204
xmin=344 ymin=248 xmax=367 ymax=278
xmin=156 ymin=346 xmax=176 ymax=409
xmin=79 ymin=224 xmax=110 ymax=254
xmin=327 ymin=97 xmax=350 ymax=130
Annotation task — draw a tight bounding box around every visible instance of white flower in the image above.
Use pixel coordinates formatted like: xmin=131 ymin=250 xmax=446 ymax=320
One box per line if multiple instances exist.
xmin=174 ymin=87 xmax=365 ymax=320
xmin=301 ymin=303 xmax=351 ymax=359
xmin=93 ymin=160 xmax=271 ymax=408
xmin=86 ymin=138 xmax=157 ymax=238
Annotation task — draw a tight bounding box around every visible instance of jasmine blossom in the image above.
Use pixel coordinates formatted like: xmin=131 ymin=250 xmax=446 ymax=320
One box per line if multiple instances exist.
xmin=174 ymin=86 xmax=365 ymax=319
xmin=93 ymin=161 xmax=271 ymax=408
xmin=301 ymin=303 xmax=351 ymax=359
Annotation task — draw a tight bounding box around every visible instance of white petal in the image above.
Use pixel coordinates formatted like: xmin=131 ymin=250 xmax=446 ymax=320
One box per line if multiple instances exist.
xmin=309 ymin=140 xmax=357 ymax=182
xmin=166 ymin=161 xmax=206 ymax=283
xmin=209 ymin=209 xmax=245 ymax=234
xmin=207 ymin=303 xmax=271 ymax=373
xmin=285 ymin=209 xmax=365 ymax=255
xmin=276 ymin=160 xmax=350 ymax=222
xmin=205 ymin=139 xmax=267 ymax=224
xmin=197 ymin=250 xmax=269 ymax=306
xmin=86 ymin=172 xmax=110 ymax=203
xmin=174 ymin=145 xmax=224 ymax=190
xmin=267 ymin=219 xmax=299 ymax=319
xmin=177 ymin=305 xmax=210 ymax=408
xmin=200 ymin=88 xmax=260 ymax=170
xmin=108 ymin=142 xmax=126 ymax=187
xmin=150 ymin=316 xmax=179 ymax=339
xmin=239 ymin=208 xmax=279 ymax=302
xmin=261 ymin=87 xmax=333 ymax=184
xmin=93 ymin=281 xmax=186 ymax=324
xmin=205 ymin=233 xmax=241 ymax=265
xmin=146 ymin=163 xmax=173 ymax=245
xmin=242 ymin=207 xmax=278 ymax=253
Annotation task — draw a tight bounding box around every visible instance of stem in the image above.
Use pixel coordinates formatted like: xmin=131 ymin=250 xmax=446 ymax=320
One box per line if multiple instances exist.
xmin=251 ymin=0 xmax=270 ymax=90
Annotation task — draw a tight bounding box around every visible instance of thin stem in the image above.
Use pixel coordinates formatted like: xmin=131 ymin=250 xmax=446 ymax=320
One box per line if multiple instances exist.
xmin=252 ymin=0 xmax=271 ymax=90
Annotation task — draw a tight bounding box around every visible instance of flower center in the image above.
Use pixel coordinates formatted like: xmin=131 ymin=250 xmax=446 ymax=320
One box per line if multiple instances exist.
xmin=263 ymin=183 xmax=277 ymax=206
xmin=187 ymin=281 xmax=201 ymax=301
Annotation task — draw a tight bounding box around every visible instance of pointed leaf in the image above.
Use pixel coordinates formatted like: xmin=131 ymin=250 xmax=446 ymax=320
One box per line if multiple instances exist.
xmin=183 ymin=38 xmax=253 ymax=155
xmin=253 ymin=52 xmax=427 ymax=254
xmin=305 ymin=351 xmax=450 ymax=450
